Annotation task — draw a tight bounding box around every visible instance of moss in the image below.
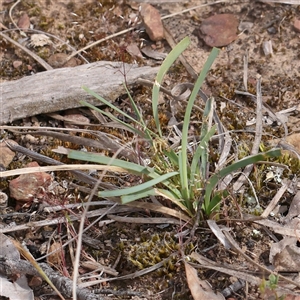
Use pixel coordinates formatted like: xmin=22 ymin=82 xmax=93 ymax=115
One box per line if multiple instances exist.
xmin=28 ymin=6 xmax=41 ymax=17
xmin=37 ymin=48 xmax=50 ymax=60
xmin=127 ymin=232 xmax=192 ymax=277
xmin=38 ymin=15 xmax=55 ymax=30
xmin=57 ymin=23 xmax=65 ymax=30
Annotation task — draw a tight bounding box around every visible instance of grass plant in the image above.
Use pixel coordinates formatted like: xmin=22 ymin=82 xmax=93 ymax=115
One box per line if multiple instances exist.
xmin=68 ymin=36 xmax=281 ymax=219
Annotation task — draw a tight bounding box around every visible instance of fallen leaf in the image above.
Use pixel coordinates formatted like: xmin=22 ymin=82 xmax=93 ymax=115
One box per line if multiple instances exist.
xmin=141 ymin=46 xmax=167 ymax=60
xmin=48 ymin=242 xmax=63 ymax=266
xmin=284 ymin=295 xmax=300 ymax=300
xmin=3 ymin=0 xmax=15 ymax=3
xmin=184 ymin=261 xmax=225 ymax=300
xmin=17 ymin=13 xmax=30 ymax=30
xmin=63 ymin=109 xmax=90 ymax=128
xmin=0 ymin=234 xmax=34 ymax=300
xmin=199 ymin=14 xmax=239 ymax=47
xmin=29 ymin=34 xmax=52 ymax=48
xmin=294 ymin=18 xmax=300 ymax=32
xmin=284 ymin=133 xmax=300 ymax=153
xmin=126 ymin=43 xmax=144 ymax=59
xmin=270 ymin=234 xmax=300 ymax=272
xmin=0 ymin=274 xmax=34 ymax=300
xmin=284 ymin=191 xmax=300 ymax=223
xmin=207 ymin=220 xmax=231 ymax=249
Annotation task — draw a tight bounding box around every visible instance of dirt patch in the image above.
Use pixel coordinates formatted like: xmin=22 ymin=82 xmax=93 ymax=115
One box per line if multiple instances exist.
xmin=1 ymin=1 xmax=300 ymax=300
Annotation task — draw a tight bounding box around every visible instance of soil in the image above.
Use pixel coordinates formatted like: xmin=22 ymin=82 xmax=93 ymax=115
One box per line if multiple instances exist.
xmin=0 ymin=1 xmax=300 ymax=300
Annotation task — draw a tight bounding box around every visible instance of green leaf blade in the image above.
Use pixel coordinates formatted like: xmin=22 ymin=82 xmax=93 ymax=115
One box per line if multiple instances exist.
xmin=203 ymin=149 xmax=282 ymax=214
xmin=99 ymin=171 xmax=179 ymax=197
xmin=152 ymin=37 xmax=191 ymax=137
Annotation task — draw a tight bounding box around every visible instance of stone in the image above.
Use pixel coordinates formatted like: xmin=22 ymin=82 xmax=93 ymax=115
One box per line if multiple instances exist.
xmin=9 ymin=161 xmax=53 ymax=201
xmin=13 ymin=61 xmax=23 ymax=68
xmin=140 ymin=3 xmax=164 ymax=41
xmin=0 ymin=140 xmax=16 ymax=168
xmin=293 ymin=18 xmax=300 ymax=32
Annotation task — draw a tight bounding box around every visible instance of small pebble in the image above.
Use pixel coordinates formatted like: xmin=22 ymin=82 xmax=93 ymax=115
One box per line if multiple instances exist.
xmin=13 ymin=60 xmax=22 ymax=68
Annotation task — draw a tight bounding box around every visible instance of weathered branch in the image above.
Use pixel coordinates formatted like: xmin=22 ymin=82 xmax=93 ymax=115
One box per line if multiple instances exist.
xmin=0 ymin=257 xmax=103 ymax=300
xmin=1 ymin=61 xmax=159 ymax=125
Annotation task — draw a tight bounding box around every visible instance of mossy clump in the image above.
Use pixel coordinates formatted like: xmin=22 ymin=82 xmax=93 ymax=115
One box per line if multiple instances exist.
xmin=128 ymin=232 xmax=194 ymax=277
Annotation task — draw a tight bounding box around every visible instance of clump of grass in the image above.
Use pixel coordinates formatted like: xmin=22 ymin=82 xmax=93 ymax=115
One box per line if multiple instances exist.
xmin=68 ymin=36 xmax=281 ymax=219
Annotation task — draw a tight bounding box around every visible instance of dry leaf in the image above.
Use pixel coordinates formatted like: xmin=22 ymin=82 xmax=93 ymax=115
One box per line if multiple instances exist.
xmin=17 ymin=13 xmax=30 ymax=30
xmin=207 ymin=220 xmax=231 ymax=249
xmin=270 ymin=233 xmax=300 ymax=272
xmin=126 ymin=43 xmax=144 ymax=59
xmin=199 ymin=14 xmax=239 ymax=47
xmin=284 ymin=295 xmax=300 ymax=300
xmin=269 ymin=218 xmax=300 ymax=272
xmin=141 ymin=46 xmax=167 ymax=60
xmin=184 ymin=261 xmax=225 ymax=300
xmin=284 ymin=133 xmax=300 ymax=153
xmin=0 ymin=274 xmax=34 ymax=300
xmin=269 ymin=193 xmax=300 ymax=272
xmin=0 ymin=234 xmax=34 ymax=300
xmin=29 ymin=34 xmax=52 ymax=47
xmin=259 ymin=0 xmax=300 ymax=3
xmin=47 ymin=242 xmax=63 ymax=266
xmin=284 ymin=191 xmax=300 ymax=223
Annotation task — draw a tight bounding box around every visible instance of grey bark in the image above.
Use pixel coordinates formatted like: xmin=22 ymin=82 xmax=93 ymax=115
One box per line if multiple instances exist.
xmin=1 ymin=61 xmax=159 ymax=125
xmin=0 ymin=257 xmax=104 ymax=300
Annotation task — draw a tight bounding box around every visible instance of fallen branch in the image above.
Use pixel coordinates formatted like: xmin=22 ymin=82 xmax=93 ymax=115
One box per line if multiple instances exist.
xmin=1 ymin=61 xmax=159 ymax=125
xmin=0 ymin=256 xmax=103 ymax=300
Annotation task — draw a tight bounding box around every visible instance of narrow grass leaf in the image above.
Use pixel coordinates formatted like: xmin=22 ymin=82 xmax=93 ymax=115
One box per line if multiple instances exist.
xmin=68 ymin=150 xmax=182 ymax=197
xmin=82 ymin=86 xmax=139 ymax=124
xmin=190 ymin=125 xmax=217 ymax=196
xmin=68 ymin=150 xmax=153 ymax=174
xmin=126 ymin=201 xmax=191 ymax=223
xmin=206 ymin=190 xmax=229 ymax=215
xmin=152 ymin=37 xmax=190 ymax=137
xmin=178 ymin=147 xmax=190 ymax=201
xmin=123 ymin=83 xmax=143 ymax=123
xmin=199 ymin=97 xmax=214 ymax=181
xmin=99 ymin=171 xmax=179 ymax=197
xmin=121 ymin=188 xmax=156 ymax=204
xmin=178 ymin=150 xmax=190 ymax=205
xmin=156 ymin=181 xmax=182 ymax=200
xmin=163 ymin=148 xmax=179 ymax=167
xmin=181 ymin=48 xmax=220 ymax=202
xmin=123 ymin=83 xmax=154 ymax=142
xmin=154 ymin=188 xmax=194 ymax=217
xmin=80 ymin=100 xmax=146 ymax=137
xmin=203 ymin=149 xmax=281 ymax=214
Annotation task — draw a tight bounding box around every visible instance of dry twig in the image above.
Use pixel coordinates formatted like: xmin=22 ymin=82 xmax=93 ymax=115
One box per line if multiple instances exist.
xmin=233 ymin=75 xmax=263 ymax=192
xmin=0 ymin=257 xmax=103 ymax=300
xmin=0 ymin=32 xmax=53 ymax=70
